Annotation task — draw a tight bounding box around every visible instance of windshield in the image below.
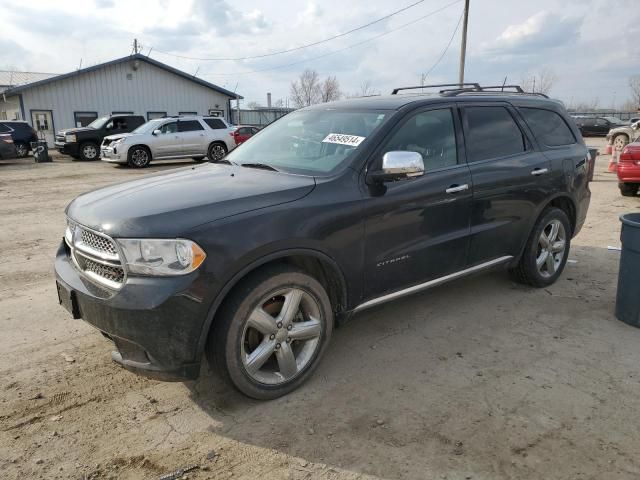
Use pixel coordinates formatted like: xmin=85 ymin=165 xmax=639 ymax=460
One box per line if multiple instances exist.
xmin=87 ymin=116 xmax=109 ymax=129
xmin=225 ymin=109 xmax=390 ymax=175
xmin=132 ymin=119 xmax=164 ymax=134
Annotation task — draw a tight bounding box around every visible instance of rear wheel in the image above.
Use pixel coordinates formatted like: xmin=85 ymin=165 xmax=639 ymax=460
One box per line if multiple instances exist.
xmin=14 ymin=142 xmax=29 ymax=158
xmin=79 ymin=142 xmax=99 ymax=161
xmin=619 ymin=183 xmax=639 ymax=197
xmin=207 ymin=142 xmax=227 ymax=162
xmin=510 ymin=208 xmax=571 ymax=287
xmin=208 ymin=266 xmax=333 ymax=400
xmin=127 ymin=146 xmax=151 ymax=168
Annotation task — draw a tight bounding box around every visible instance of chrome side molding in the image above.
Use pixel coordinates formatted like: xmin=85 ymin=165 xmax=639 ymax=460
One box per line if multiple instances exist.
xmin=354 ymin=256 xmax=513 ymax=313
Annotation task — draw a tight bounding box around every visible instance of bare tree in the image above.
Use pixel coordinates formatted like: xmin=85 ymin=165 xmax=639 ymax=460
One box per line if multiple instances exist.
xmin=290 ymin=69 xmax=321 ymax=108
xmin=520 ymin=69 xmax=557 ymax=95
xmin=273 ymin=98 xmax=284 ymax=108
xmin=246 ymin=101 xmax=262 ymax=110
xmin=629 ymin=76 xmax=640 ymax=107
xmin=345 ymin=80 xmax=380 ymax=98
xmin=319 ymin=76 xmax=342 ymax=103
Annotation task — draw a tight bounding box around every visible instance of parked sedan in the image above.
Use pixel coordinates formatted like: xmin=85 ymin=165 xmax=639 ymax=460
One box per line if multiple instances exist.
xmin=617 ymin=141 xmax=640 ymax=196
xmin=232 ymin=125 xmax=260 ymax=145
xmin=0 ymin=133 xmax=18 ymax=159
xmin=575 ymin=116 xmax=625 ymax=137
xmin=0 ymin=121 xmax=37 ymax=157
xmin=101 ymin=116 xmax=236 ymax=168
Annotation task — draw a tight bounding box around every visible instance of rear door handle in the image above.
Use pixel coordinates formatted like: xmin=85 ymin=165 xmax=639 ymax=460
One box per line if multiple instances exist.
xmin=445 ymin=184 xmax=469 ymax=194
xmin=531 ymin=168 xmax=549 ymax=176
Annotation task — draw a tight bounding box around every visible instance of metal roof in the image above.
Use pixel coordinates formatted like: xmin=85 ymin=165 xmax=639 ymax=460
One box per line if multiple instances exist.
xmin=2 ymin=54 xmax=242 ymax=99
xmin=0 ymin=70 xmax=58 ymax=92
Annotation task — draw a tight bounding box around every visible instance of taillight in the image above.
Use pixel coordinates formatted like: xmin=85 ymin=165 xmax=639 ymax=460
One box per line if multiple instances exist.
xmin=620 ymin=145 xmax=640 ymax=163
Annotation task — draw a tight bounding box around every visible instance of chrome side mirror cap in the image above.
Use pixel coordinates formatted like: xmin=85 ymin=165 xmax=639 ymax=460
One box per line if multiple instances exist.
xmin=368 ymin=151 xmax=425 ymax=184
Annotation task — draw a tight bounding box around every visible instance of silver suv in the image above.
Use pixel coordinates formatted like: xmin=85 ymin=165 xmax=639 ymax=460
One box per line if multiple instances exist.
xmin=100 ymin=116 xmax=236 ymax=168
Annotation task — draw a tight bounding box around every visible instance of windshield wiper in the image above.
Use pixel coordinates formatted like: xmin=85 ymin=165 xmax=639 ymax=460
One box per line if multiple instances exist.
xmin=240 ymin=163 xmax=279 ymax=172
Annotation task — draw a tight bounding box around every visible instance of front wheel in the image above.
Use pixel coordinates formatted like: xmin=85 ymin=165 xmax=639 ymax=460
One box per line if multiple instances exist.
xmin=79 ymin=142 xmax=99 ymax=161
xmin=613 ymin=134 xmax=629 ymax=152
xmin=207 ymin=142 xmax=228 ymax=162
xmin=127 ymin=146 xmax=151 ymax=168
xmin=510 ymin=208 xmax=571 ymax=287
xmin=208 ymin=267 xmax=333 ymax=400
xmin=15 ymin=142 xmax=29 ymax=158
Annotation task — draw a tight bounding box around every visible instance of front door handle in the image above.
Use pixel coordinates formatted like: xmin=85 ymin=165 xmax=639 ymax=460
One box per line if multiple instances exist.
xmin=531 ymin=167 xmax=549 ymax=176
xmin=445 ymin=184 xmax=469 ymax=194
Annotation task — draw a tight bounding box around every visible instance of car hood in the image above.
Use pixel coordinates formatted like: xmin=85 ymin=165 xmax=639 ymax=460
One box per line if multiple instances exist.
xmin=66 ymin=163 xmax=316 ymax=237
xmin=58 ymin=127 xmax=95 ymax=135
xmin=104 ymin=133 xmax=135 ymax=141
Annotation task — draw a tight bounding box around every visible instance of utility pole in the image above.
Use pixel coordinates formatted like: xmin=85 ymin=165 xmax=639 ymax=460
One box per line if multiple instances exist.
xmin=133 ymin=38 xmax=139 ymax=54
xmin=458 ymin=0 xmax=470 ymax=86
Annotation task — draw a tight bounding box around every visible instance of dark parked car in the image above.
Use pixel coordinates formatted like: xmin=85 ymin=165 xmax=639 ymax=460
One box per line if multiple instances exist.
xmin=573 ymin=116 xmax=625 ymax=137
xmin=0 ymin=133 xmax=17 ymax=159
xmin=0 ymin=120 xmax=38 ymax=157
xmin=55 ymin=84 xmax=591 ymax=399
xmin=55 ymin=114 xmax=145 ymax=161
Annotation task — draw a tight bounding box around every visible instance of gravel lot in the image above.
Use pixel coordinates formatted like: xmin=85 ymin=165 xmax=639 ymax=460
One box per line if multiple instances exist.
xmin=1 ymin=139 xmax=640 ymax=480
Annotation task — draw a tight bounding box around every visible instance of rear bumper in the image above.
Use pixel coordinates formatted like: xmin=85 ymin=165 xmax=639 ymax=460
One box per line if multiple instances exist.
xmin=617 ymin=164 xmax=640 ymax=183
xmin=54 ymin=241 xmax=207 ymax=381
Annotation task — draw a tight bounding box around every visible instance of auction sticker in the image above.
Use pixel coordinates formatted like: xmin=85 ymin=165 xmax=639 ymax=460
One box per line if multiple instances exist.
xmin=322 ymin=133 xmax=366 ymax=147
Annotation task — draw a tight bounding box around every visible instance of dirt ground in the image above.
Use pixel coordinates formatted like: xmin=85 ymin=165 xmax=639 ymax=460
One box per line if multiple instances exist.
xmin=1 ymin=139 xmax=640 ymax=480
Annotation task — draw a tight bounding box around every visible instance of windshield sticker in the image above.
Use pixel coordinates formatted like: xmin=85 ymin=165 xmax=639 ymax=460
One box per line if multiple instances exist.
xmin=322 ymin=133 xmax=366 ymax=147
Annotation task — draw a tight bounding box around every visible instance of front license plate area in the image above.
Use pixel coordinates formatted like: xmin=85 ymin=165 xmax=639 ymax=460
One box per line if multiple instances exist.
xmin=56 ymin=281 xmax=81 ymax=319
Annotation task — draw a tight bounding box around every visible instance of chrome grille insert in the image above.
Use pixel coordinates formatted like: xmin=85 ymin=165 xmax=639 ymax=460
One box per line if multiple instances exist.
xmin=67 ymin=219 xmax=125 ymax=290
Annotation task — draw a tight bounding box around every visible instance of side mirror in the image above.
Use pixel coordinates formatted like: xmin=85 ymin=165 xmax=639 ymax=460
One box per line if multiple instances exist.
xmin=152 ymin=129 xmax=161 ymax=136
xmin=367 ymin=151 xmax=425 ymax=184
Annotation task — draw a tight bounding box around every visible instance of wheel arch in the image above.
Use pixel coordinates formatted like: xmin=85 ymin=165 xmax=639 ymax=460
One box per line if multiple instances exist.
xmin=196 ymin=248 xmax=348 ymax=358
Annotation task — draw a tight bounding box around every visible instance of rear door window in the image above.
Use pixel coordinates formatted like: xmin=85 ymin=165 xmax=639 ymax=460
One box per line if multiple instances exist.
xmin=464 ymin=106 xmax=527 ymax=162
xmin=519 ymin=108 xmax=576 ymax=147
xmin=179 ymin=120 xmax=204 ymax=132
xmin=204 ymin=118 xmax=226 ymax=129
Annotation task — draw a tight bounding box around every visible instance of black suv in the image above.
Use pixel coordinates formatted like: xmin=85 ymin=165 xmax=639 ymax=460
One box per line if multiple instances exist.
xmin=0 ymin=121 xmax=38 ymax=157
xmin=55 ymin=114 xmax=145 ymax=161
xmin=573 ymin=116 xmax=625 ymax=136
xmin=55 ymin=84 xmax=591 ymax=399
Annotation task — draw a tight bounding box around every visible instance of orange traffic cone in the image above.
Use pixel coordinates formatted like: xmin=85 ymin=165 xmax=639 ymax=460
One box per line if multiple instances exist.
xmin=605 ymin=144 xmax=613 ymax=155
xmin=608 ymin=151 xmax=618 ymax=172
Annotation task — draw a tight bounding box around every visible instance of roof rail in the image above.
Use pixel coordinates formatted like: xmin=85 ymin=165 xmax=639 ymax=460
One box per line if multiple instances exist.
xmin=391 ymin=83 xmax=549 ymax=98
xmin=391 ymin=83 xmax=480 ymax=94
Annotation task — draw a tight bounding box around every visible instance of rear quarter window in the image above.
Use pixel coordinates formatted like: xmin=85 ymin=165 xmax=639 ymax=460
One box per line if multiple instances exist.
xmin=519 ymin=108 xmax=576 ymax=147
xmin=204 ymin=118 xmax=226 ymax=129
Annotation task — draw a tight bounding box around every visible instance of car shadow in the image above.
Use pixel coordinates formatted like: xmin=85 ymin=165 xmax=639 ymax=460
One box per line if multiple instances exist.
xmin=183 ymin=244 xmax=628 ymax=478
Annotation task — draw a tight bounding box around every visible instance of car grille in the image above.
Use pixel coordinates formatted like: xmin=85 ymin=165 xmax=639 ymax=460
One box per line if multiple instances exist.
xmin=66 ymin=219 xmax=125 ymax=289
xmin=56 ymin=134 xmax=65 ymax=143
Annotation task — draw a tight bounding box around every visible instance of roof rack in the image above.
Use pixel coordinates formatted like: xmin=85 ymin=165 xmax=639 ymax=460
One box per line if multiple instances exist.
xmin=391 ymin=83 xmax=548 ymax=98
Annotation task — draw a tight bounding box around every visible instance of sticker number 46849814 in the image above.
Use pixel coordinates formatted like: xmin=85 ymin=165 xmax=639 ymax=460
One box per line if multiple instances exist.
xmin=322 ymin=133 xmax=366 ymax=147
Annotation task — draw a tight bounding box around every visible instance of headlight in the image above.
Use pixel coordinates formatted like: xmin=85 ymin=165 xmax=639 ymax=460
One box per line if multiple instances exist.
xmin=65 ymin=134 xmax=77 ymax=143
xmin=115 ymin=239 xmax=206 ymax=276
xmin=112 ymin=137 xmax=125 ymax=144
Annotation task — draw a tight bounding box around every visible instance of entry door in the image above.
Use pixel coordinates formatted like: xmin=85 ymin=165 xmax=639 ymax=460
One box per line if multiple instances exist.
xmin=178 ymin=120 xmax=207 ymax=155
xmin=363 ymin=107 xmax=473 ymax=300
xmin=31 ymin=111 xmax=54 ymax=146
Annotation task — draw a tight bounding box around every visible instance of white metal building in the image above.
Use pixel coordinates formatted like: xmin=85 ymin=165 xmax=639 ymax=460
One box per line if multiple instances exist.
xmin=0 ymin=54 xmax=241 ymax=145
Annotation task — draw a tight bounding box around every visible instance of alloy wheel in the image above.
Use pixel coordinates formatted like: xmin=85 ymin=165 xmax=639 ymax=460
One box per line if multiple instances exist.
xmin=131 ymin=149 xmax=148 ymax=167
xmin=241 ymin=288 xmax=323 ymax=385
xmin=536 ymin=219 xmax=566 ymax=278
xmin=614 ymin=136 xmax=628 ymax=151
xmin=83 ymin=144 xmax=97 ymax=159
xmin=210 ymin=144 xmax=226 ymax=161
xmin=15 ymin=143 xmax=28 ymax=157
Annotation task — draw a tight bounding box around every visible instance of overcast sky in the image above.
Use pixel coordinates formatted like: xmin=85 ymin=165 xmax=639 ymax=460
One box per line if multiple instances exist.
xmin=1 ymin=0 xmax=639 ymax=108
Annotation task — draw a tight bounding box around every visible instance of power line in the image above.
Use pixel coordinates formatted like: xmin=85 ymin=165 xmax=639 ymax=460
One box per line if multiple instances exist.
xmin=420 ymin=10 xmax=464 ymax=83
xmin=199 ymin=0 xmax=462 ymax=77
xmin=150 ymin=0 xmax=425 ymax=62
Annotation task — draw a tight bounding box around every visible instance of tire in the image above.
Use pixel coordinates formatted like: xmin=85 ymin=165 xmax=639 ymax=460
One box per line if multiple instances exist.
xmin=613 ymin=134 xmax=629 ymax=152
xmin=207 ymin=142 xmax=228 ymax=162
xmin=127 ymin=146 xmax=151 ymax=168
xmin=619 ymin=183 xmax=639 ymax=197
xmin=208 ymin=266 xmax=333 ymax=400
xmin=14 ymin=142 xmax=29 ymax=158
xmin=509 ymin=207 xmax=571 ymax=288
xmin=79 ymin=142 xmax=99 ymax=161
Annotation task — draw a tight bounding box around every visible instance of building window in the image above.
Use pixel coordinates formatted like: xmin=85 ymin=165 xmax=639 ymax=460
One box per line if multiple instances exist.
xmin=179 ymin=112 xmax=197 ymax=116
xmin=147 ymin=111 xmax=167 ymax=120
xmin=112 ymin=111 xmax=133 ymax=115
xmin=74 ymin=111 xmax=98 ymax=127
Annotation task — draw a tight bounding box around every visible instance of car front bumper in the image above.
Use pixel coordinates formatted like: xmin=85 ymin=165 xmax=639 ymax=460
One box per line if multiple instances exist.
xmin=54 ymin=241 xmax=208 ymax=381
xmin=54 ymin=142 xmax=79 ymax=156
xmin=100 ymin=144 xmax=128 ymax=164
